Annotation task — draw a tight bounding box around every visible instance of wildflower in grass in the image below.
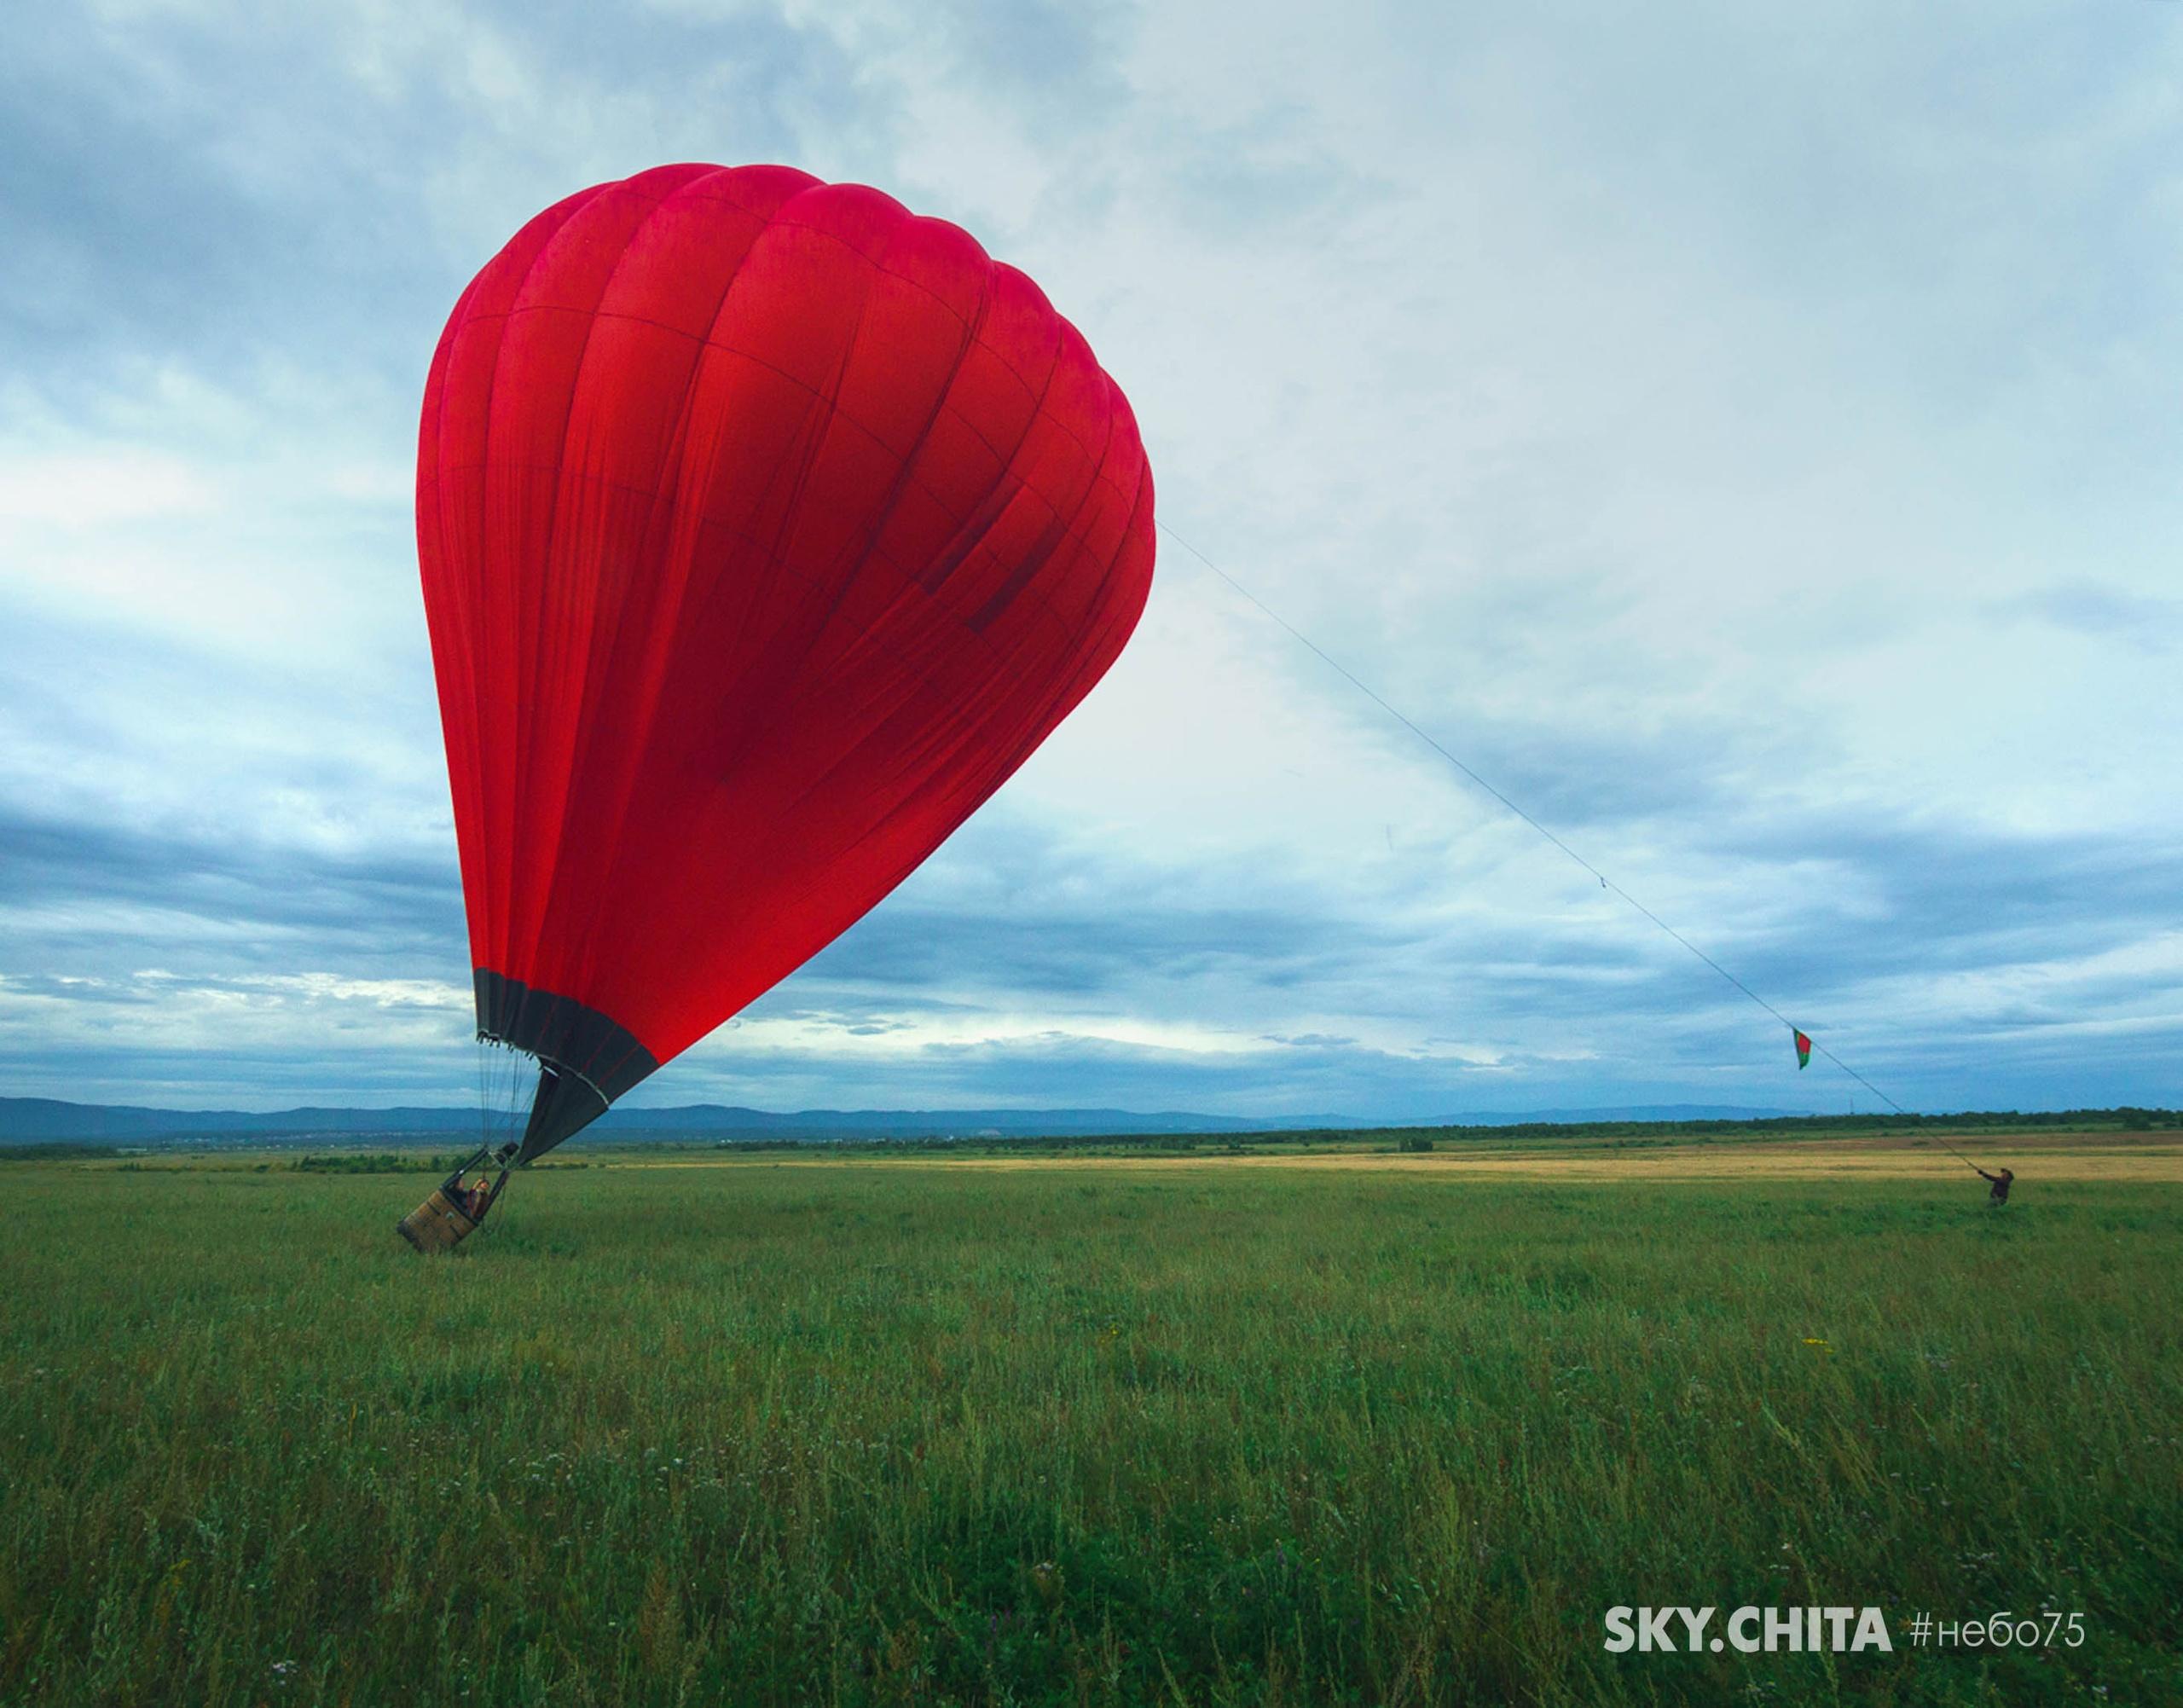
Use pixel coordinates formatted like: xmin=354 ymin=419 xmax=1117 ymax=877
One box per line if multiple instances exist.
xmin=1802 ymin=1337 xmax=1833 ymax=1354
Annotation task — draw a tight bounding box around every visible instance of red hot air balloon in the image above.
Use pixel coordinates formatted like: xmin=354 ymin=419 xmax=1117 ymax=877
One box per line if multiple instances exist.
xmin=414 ymin=163 xmax=1155 ymax=1183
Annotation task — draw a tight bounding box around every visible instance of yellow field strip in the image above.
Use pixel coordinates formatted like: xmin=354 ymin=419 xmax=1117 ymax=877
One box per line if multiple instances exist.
xmin=617 ymin=1140 xmax=2183 ymax=1184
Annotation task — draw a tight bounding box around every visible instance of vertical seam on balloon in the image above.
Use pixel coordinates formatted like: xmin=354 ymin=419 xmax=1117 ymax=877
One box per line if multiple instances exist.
xmin=969 ymin=362 xmax=1128 ymax=739
xmin=770 ymin=229 xmax=999 ymax=774
xmin=821 ymin=220 xmax=993 ymax=636
xmin=947 ymin=391 xmax=1149 ymax=827
xmin=1052 ymin=423 xmax=1155 ymax=721
xmin=754 ymin=198 xmax=900 ymax=673
xmin=445 ymin=294 xmax=524 ymax=986
xmin=420 ymin=280 xmax=486 ymax=987
xmin=440 ymin=189 xmax=602 ymax=995
xmin=493 ymin=197 xmax=655 ymax=991
xmin=640 ymin=195 xmax=896 ymax=820
xmin=504 ymin=184 xmax=677 ymax=1005
xmin=929 ymin=286 xmax=1071 ymax=627
xmin=966 ymin=333 xmax=1124 ymax=637
xmin=689 ymin=193 xmax=939 ymax=808
xmin=550 ymin=285 xmax=735 ymax=995
xmin=553 ymin=171 xmax=784 ymax=1016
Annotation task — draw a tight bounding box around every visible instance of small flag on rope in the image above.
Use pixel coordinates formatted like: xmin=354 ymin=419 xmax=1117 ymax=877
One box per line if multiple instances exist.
xmin=1793 ymin=1029 xmax=1813 ymax=1070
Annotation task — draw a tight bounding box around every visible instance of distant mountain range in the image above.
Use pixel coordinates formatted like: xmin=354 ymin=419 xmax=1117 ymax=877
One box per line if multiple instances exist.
xmin=0 ymin=1096 xmax=1805 ymax=1143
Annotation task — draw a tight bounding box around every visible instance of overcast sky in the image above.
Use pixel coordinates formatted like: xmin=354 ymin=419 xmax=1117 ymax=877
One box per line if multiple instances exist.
xmin=3 ymin=0 xmax=2178 ymax=1118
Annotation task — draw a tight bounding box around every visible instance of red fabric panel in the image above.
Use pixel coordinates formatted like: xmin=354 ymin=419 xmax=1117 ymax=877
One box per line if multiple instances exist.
xmin=418 ymin=165 xmax=1155 ymax=1068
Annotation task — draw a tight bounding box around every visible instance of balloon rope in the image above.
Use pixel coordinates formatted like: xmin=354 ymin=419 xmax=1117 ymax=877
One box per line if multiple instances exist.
xmin=476 ymin=1035 xmax=494 ymax=1155
xmin=1156 ymin=519 xmax=1964 ymax=1150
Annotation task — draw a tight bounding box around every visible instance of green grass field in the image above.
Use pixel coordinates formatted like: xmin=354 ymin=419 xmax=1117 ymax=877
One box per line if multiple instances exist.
xmin=3 ymin=1155 xmax=2177 ymax=1705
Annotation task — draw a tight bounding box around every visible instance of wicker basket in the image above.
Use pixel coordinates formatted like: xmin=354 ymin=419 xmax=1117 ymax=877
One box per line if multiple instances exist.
xmin=397 ymin=1187 xmax=478 ymax=1253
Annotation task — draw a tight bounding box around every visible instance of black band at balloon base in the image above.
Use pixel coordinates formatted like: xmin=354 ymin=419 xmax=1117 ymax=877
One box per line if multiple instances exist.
xmin=518 ymin=1064 xmax=607 ymax=1162
xmin=472 ymin=970 xmax=660 ymax=1161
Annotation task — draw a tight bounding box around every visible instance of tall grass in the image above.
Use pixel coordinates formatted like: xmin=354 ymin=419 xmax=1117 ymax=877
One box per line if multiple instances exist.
xmin=2 ymin=1161 xmax=2176 ymax=1705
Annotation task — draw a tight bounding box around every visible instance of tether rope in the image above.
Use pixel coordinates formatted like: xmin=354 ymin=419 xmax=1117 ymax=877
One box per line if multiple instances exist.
xmin=1156 ymin=519 xmax=1992 ymax=1170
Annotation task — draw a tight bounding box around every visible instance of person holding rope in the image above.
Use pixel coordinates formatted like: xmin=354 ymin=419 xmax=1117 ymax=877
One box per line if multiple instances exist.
xmin=1974 ymin=1165 xmax=2015 ymax=1207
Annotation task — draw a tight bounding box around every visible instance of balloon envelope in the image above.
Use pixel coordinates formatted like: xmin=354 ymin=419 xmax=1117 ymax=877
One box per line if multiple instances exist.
xmin=418 ymin=164 xmax=1155 ymax=1155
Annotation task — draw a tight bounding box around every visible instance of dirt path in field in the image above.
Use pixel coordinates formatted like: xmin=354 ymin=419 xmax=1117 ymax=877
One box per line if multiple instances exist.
xmin=618 ymin=1134 xmax=2183 ymax=1183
